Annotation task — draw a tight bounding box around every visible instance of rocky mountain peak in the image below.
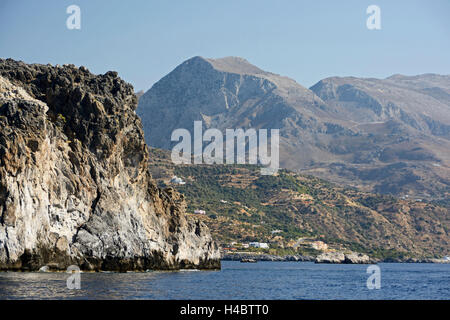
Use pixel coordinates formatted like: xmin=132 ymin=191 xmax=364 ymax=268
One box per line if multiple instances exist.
xmin=205 ymin=56 xmax=269 ymax=76
xmin=137 ymin=56 xmax=323 ymax=151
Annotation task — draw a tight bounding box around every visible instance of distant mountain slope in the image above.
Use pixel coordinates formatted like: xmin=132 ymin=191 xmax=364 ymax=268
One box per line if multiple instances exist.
xmin=149 ymin=148 xmax=449 ymax=261
xmin=137 ymin=56 xmax=450 ymax=199
xmin=308 ymin=74 xmax=450 ymax=198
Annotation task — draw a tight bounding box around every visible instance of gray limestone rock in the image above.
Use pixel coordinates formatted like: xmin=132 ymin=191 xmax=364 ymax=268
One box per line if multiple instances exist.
xmin=0 ymin=59 xmax=220 ymax=271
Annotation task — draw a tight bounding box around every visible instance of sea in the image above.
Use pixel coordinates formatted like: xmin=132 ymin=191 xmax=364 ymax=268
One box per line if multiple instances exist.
xmin=0 ymin=261 xmax=448 ymax=300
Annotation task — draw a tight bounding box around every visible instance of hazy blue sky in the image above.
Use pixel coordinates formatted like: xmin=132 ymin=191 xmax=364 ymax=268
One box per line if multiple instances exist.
xmin=1 ymin=0 xmax=449 ymax=92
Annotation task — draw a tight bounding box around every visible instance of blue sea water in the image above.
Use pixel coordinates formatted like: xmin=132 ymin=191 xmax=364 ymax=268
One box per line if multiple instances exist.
xmin=0 ymin=261 xmax=448 ymax=300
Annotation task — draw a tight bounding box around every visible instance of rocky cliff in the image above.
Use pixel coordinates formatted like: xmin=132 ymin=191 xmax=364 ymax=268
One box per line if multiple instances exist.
xmin=0 ymin=59 xmax=220 ymax=271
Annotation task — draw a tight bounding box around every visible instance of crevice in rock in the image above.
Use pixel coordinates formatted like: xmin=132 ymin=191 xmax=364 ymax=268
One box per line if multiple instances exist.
xmin=91 ymin=188 xmax=101 ymax=214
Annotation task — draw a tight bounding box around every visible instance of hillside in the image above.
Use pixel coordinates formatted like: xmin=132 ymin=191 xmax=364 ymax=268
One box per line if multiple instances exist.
xmin=149 ymin=147 xmax=449 ymax=261
xmin=309 ymin=74 xmax=450 ymax=198
xmin=138 ymin=56 xmax=450 ymax=200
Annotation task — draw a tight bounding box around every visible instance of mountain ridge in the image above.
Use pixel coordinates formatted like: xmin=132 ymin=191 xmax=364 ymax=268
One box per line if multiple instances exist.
xmin=138 ymin=56 xmax=450 ymax=200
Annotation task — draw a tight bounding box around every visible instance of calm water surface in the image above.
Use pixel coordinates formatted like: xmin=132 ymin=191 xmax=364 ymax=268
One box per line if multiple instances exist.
xmin=0 ymin=262 xmax=448 ymax=299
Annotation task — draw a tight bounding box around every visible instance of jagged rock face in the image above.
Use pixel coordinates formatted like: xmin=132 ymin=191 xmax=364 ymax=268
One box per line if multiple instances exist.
xmin=0 ymin=59 xmax=220 ymax=271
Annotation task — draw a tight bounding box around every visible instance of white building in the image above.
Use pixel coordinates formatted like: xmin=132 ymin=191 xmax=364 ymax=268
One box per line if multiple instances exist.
xmin=249 ymin=242 xmax=269 ymax=249
xmin=170 ymin=176 xmax=185 ymax=185
xmin=194 ymin=209 xmax=206 ymax=215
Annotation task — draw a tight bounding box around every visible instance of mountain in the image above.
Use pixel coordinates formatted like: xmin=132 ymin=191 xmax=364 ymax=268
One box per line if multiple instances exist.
xmin=0 ymin=59 xmax=220 ymax=271
xmin=308 ymin=74 xmax=450 ymax=198
xmin=137 ymin=56 xmax=450 ymax=199
xmin=148 ymin=147 xmax=449 ymax=261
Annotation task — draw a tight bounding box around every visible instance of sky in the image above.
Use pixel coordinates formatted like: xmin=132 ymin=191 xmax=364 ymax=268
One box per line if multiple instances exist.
xmin=0 ymin=0 xmax=449 ymax=92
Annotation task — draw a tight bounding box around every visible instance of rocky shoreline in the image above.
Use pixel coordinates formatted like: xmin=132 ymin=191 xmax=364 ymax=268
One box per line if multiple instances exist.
xmin=222 ymin=252 xmax=450 ymax=264
xmin=222 ymin=252 xmax=373 ymax=264
xmin=222 ymin=253 xmax=315 ymax=262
